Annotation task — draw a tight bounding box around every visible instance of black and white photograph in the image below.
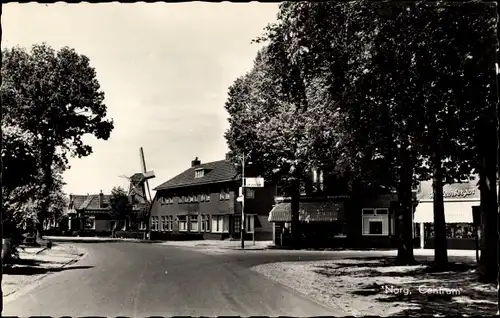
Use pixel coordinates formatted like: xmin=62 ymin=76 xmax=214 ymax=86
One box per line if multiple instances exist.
xmin=1 ymin=1 xmax=499 ymax=316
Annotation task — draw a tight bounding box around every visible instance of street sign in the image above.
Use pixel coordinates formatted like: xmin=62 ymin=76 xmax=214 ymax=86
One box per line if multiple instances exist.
xmin=244 ymin=177 xmax=264 ymax=188
xmin=237 ymin=196 xmax=243 ymax=202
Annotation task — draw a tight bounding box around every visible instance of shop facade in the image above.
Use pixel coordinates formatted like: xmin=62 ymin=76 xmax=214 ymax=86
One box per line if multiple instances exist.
xmin=268 ymin=195 xmax=348 ymax=247
xmin=268 ymin=192 xmax=419 ymax=248
xmin=414 ymin=176 xmax=479 ymax=250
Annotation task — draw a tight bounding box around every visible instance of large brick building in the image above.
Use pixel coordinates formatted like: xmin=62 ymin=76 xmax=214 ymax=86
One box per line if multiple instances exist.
xmin=149 ymin=157 xmax=276 ymax=240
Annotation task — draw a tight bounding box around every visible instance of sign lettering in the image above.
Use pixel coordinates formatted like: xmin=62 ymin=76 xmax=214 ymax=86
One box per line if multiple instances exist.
xmin=429 ymin=189 xmax=476 ymax=199
xmin=244 ymin=177 xmax=265 ymax=188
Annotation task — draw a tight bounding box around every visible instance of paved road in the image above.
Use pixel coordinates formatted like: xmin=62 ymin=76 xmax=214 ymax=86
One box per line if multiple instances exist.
xmin=3 ymin=242 xmax=354 ymax=316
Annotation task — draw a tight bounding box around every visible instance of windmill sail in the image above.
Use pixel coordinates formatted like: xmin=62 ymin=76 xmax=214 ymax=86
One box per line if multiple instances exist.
xmin=140 ymin=147 xmax=154 ymax=202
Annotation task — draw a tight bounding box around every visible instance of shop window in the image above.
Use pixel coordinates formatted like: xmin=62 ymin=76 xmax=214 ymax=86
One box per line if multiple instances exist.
xmin=425 ymin=223 xmax=475 ymax=239
xmin=362 ymin=208 xmax=389 ymax=236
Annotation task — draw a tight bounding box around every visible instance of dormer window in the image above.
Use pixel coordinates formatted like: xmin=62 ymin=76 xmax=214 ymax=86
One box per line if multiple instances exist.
xmin=195 ymin=168 xmax=204 ymax=178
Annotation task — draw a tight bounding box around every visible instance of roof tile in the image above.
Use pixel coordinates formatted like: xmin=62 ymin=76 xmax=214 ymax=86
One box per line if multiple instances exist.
xmin=154 ymin=160 xmax=238 ymax=191
xmin=70 ymin=194 xmax=112 ymax=210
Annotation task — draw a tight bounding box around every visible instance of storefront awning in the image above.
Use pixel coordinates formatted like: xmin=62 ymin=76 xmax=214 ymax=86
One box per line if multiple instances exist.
xmin=268 ymin=202 xmax=342 ymax=223
xmin=414 ymin=201 xmax=477 ymax=223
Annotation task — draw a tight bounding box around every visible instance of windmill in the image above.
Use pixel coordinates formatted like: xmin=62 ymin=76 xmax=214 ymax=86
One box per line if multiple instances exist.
xmin=120 ymin=147 xmax=156 ymax=204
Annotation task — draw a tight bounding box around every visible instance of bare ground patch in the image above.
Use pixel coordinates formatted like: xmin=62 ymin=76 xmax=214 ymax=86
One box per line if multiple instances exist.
xmin=252 ymin=257 xmax=496 ymax=316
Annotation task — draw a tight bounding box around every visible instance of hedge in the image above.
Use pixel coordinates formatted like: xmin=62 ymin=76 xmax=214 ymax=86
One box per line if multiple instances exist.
xmin=114 ymin=231 xmax=145 ymax=239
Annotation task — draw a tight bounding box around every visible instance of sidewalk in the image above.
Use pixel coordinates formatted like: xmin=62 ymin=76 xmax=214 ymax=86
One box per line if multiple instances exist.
xmin=3 ymin=244 xmax=87 ymax=298
xmin=156 ymin=240 xmax=274 ymax=250
xmin=324 ymin=248 xmax=477 ymax=258
xmin=157 ymin=239 xmax=477 ymax=257
xmin=42 ymin=236 xmax=150 ymax=243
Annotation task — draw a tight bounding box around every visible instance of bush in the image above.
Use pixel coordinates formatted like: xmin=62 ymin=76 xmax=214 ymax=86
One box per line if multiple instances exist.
xmin=114 ymin=231 xmax=145 ymax=239
xmin=73 ymin=230 xmax=112 ymax=237
xmin=42 ymin=228 xmax=63 ymax=236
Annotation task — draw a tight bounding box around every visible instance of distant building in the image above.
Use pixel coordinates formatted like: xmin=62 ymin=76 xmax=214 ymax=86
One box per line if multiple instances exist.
xmin=268 ymin=167 xmax=419 ymax=248
xmin=414 ymin=175 xmax=481 ymax=250
xmin=150 ymin=156 xmax=276 ymax=240
xmin=67 ymin=191 xmax=115 ymax=233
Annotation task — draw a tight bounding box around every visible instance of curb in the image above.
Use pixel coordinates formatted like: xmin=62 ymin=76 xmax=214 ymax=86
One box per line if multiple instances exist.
xmin=42 ymin=237 xmax=160 ymax=244
xmin=35 ymin=246 xmax=49 ymax=255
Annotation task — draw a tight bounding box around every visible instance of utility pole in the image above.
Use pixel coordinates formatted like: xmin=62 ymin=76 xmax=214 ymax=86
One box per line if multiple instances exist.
xmin=496 ymin=3 xmax=500 ymax=314
xmin=241 ymin=152 xmax=245 ymax=249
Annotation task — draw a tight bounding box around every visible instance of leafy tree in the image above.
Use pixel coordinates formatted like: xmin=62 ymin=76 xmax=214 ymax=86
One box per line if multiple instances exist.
xmin=225 ymin=33 xmax=316 ymax=246
xmin=257 ymin=1 xmax=496 ymax=268
xmin=267 ymin=1 xmax=419 ymax=264
xmin=2 ymin=124 xmax=39 ymax=196
xmin=2 ymin=124 xmax=40 ymax=249
xmin=406 ymin=2 xmax=497 ymax=269
xmin=1 ymin=43 xmax=114 ymax=236
xmin=110 ymin=186 xmax=132 ymax=233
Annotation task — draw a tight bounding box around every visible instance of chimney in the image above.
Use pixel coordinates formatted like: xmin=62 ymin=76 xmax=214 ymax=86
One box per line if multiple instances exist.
xmin=99 ymin=190 xmax=104 ymax=208
xmin=225 ymin=152 xmax=231 ymax=161
xmin=191 ymin=157 xmax=201 ymax=167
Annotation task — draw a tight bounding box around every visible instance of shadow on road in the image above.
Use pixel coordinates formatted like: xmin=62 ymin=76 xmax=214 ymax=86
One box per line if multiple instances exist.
xmin=4 ymin=265 xmax=94 ymax=276
xmin=13 ymin=258 xmax=55 ymax=266
xmin=312 ymin=256 xmax=496 ymax=316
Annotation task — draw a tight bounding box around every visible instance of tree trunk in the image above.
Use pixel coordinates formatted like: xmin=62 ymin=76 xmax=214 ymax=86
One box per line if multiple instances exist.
xmin=432 ymin=156 xmax=448 ymax=267
xmin=37 ymin=152 xmax=54 ymax=242
xmin=396 ymin=144 xmax=416 ymax=265
xmin=290 ymin=179 xmax=301 ymax=248
xmin=478 ymin=148 xmax=498 ymax=283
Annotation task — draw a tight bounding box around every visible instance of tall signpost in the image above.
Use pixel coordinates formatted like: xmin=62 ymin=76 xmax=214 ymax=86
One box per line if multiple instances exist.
xmin=239 ymin=175 xmax=265 ymax=249
xmin=238 ymin=152 xmax=265 ymax=249
xmin=241 ymin=153 xmax=246 ymax=249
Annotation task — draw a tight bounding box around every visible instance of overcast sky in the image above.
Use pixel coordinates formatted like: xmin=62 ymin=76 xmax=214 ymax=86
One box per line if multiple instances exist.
xmin=3 ymin=3 xmax=279 ymax=196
